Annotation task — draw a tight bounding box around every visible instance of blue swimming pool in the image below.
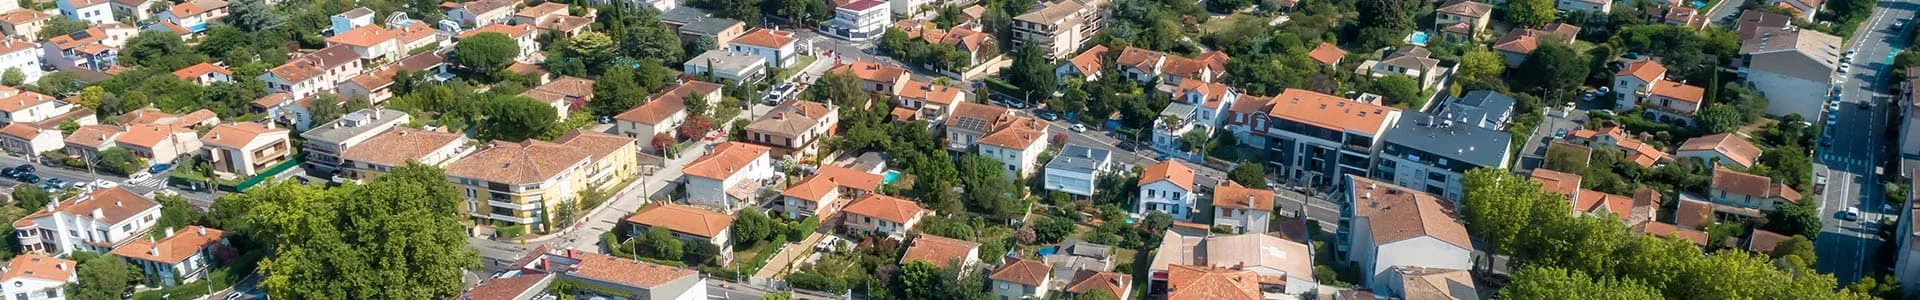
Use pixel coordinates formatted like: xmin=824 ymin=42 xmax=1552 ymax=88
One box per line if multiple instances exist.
xmin=1409 ymin=32 xmax=1431 ymax=45
xmin=883 ymin=170 xmax=902 ymax=184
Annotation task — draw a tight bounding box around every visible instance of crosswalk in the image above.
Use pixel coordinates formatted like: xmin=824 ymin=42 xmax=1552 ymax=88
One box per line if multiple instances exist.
xmin=123 ymin=173 xmax=167 ymax=188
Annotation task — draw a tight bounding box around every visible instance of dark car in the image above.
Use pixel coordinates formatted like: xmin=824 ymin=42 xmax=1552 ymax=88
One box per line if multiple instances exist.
xmin=1036 ymin=110 xmax=1058 ymax=120
xmin=149 ymin=163 xmax=173 ymax=174
xmin=20 ymin=174 xmax=39 ymax=184
xmin=1116 ymin=141 xmax=1140 ymax=151
xmin=15 ymin=164 xmax=33 ymax=173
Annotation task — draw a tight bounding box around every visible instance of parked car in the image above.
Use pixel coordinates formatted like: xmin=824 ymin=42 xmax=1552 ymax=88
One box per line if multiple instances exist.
xmin=1070 ymin=124 xmax=1088 ymax=133
xmin=1553 ymin=128 xmax=1569 ymax=139
xmin=15 ymin=164 xmax=34 ymax=173
xmin=1116 ymin=141 xmax=1140 ymax=151
xmin=91 ymin=180 xmax=117 ymax=189
xmin=1036 ymin=110 xmax=1058 ymax=121
xmin=149 ymin=163 xmax=173 ymax=174
xmin=18 ymin=174 xmax=38 ymax=184
xmin=126 ymin=172 xmax=151 ymax=184
xmin=1842 ymin=207 xmax=1862 ymax=221
xmin=45 ymin=178 xmax=64 ymax=188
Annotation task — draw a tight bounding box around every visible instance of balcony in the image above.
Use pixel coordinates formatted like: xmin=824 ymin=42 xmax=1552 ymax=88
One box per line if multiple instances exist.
xmin=489 ymin=199 xmax=540 ymax=210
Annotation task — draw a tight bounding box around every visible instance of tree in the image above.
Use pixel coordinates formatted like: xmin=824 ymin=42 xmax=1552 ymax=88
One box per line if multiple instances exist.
xmin=898 ymin=261 xmax=945 ymax=300
xmin=1371 ymin=75 xmax=1422 ymax=107
xmin=805 ymin=70 xmax=867 ymax=107
xmin=1228 ymin=163 xmax=1269 ymax=189
xmin=1697 ymin=105 xmax=1744 ymax=134
xmin=1461 ymin=168 xmax=1562 ymax=253
xmin=1356 ymin=0 xmax=1416 ymax=49
xmin=253 ymin=164 xmax=480 ymax=299
xmin=308 ymin=95 xmax=345 ymax=124
xmin=732 ymin=208 xmax=775 ymax=246
xmin=686 ymin=92 xmax=712 ymax=117
xmin=224 ymin=0 xmax=284 ymax=32
xmin=1763 ymin=203 xmax=1823 ymax=237
xmin=451 ymin=32 xmax=519 ymax=79
xmin=959 ymin=154 xmax=1022 ymax=220
xmin=621 ymin=24 xmax=684 ymax=63
xmin=1515 ymin=44 xmax=1589 ymax=100
xmin=65 ymin=252 xmax=130 ymax=300
xmin=2 ymin=68 xmax=22 ymax=86
xmin=1502 ymin=266 xmax=1662 ymax=300
xmin=37 ymin=18 xmax=87 ymax=40
xmin=124 ymin=30 xmax=196 ymax=68
xmin=590 ymin=66 xmax=649 ymax=116
xmin=1458 ymin=49 xmax=1506 ymax=85
xmin=1503 ymin=0 xmax=1557 ymax=28
xmin=11 ymin=184 xmax=48 ymax=210
xmin=75 ymin=86 xmax=105 ymax=110
xmin=1032 ymin=216 xmax=1075 ymax=244
xmin=644 ymin=226 xmax=684 ymax=259
xmin=1770 ymin=235 xmax=1816 ymax=262
xmin=562 ymin=31 xmax=617 ymax=73
xmin=344 ymin=95 xmax=372 ymax=113
xmin=154 ymin=194 xmax=203 ymax=232
xmin=1003 ymin=44 xmax=1057 ymax=104
xmin=478 ymin=96 xmax=558 ymax=141
xmin=94 ymin=148 xmax=143 ymax=176
xmin=1206 ymin=0 xmax=1254 ymax=12
xmin=1074 ymin=289 xmax=1121 ymax=300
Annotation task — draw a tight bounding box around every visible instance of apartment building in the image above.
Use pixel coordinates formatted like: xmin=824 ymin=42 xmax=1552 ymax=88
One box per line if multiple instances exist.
xmin=1373 ymin=111 xmax=1512 ymax=201
xmin=1010 ymin=0 xmax=1106 ymax=58
xmin=338 ymin=127 xmax=472 ymax=181
xmin=301 ymin=109 xmax=410 ymax=177
xmin=1259 ymin=89 xmax=1400 ymax=190
xmin=13 ymin=187 xmax=163 ymax=256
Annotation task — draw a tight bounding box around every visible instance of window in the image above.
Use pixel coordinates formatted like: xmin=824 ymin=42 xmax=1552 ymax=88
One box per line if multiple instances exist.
xmin=15 ymin=292 xmax=24 ymax=300
xmin=121 ymin=224 xmax=131 ymax=232
xmin=45 ymin=289 xmax=59 ymax=297
xmin=998 ymin=282 xmax=1007 ymax=290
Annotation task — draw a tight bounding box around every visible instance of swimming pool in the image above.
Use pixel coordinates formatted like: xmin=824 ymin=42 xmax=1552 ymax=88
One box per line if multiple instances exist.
xmin=1408 ymin=31 xmax=1431 ymax=45
xmin=883 ymin=170 xmax=902 ymax=184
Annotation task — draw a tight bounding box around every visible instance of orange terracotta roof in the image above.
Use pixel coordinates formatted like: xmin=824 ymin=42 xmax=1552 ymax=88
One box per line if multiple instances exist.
xmin=340 ymin=127 xmax=464 ymax=167
xmin=614 ymin=81 xmax=723 ymax=125
xmin=444 ymin=140 xmax=591 ymax=184
xmin=457 ymin=24 xmax=534 ymax=39
xmin=1307 ymin=43 xmax=1345 ymax=65
xmin=1064 ymin=270 xmax=1130 ymax=297
xmin=831 ymin=60 xmax=908 ymax=84
xmin=988 ymin=258 xmax=1051 ymax=286
xmin=465 ymin=274 xmax=550 ymax=300
xmin=1346 ymin=176 xmax=1474 ymax=249
xmin=0 ymin=90 xmax=52 ymax=112
xmin=944 ymin=102 xmax=1010 ymax=132
xmin=1139 ymin=160 xmax=1194 ymax=191
xmin=326 ymin=24 xmax=399 ymax=47
xmin=1 ymin=254 xmax=72 ymax=283
xmin=515 ymin=2 xmax=568 ymax=19
xmin=841 ymin=194 xmax=925 ymax=224
xmin=1711 ymin=167 xmax=1803 ymax=203
xmin=0 ymin=10 xmax=49 ymax=26
xmin=12 ymin=187 xmax=160 ymax=228
xmin=559 ymin=249 xmax=700 ymax=288
xmin=1678 ymin=133 xmax=1763 ymax=167
xmin=1748 ymin=229 xmax=1789 ymax=253
xmin=63 ymin=125 xmax=122 ymax=148
xmin=1529 ymin=169 xmax=1583 ymax=198
xmin=1266 ymin=89 xmax=1397 ymax=134
xmin=114 ymin=124 xmax=192 ymax=148
xmin=1066 ymin=45 xmax=1109 ymax=75
xmin=170 ymin=62 xmax=232 ymax=80
xmin=1617 ymin=60 xmax=1666 ymax=83
xmin=1166 ymin=264 xmax=1261 ymax=300
xmin=1634 ymin=222 xmax=1708 ymax=246
xmin=200 ymin=122 xmax=285 ymax=150
xmin=896 ymin=81 xmax=964 ymax=105
xmin=780 ymin=166 xmax=885 ymax=202
xmin=1574 ymin=189 xmax=1635 ymax=221
xmin=0 ymin=123 xmax=40 ymax=140
xmin=624 ymin=203 xmax=734 ymax=238
xmin=1675 ymin=198 xmax=1713 ymax=229
xmin=1211 ymin=181 xmax=1272 ymax=211
xmin=976 ymin=116 xmax=1047 ymax=149
xmin=110 ymin=226 xmax=224 ymax=263
xmin=682 ymin=142 xmax=770 ymax=179
xmin=901 ymin=235 xmax=980 ymax=267
xmin=731 ymin=28 xmax=795 ymax=49
xmin=554 ymin=130 xmax=632 ymax=161
xmin=1649 ymin=79 xmax=1705 ymax=104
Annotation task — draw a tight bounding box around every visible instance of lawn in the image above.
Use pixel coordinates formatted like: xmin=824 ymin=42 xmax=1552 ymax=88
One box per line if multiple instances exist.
xmin=1198 ymin=13 xmax=1265 ymax=35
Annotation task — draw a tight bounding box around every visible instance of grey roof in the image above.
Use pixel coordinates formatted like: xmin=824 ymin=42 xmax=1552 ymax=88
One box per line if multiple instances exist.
xmin=301 ymin=109 xmax=410 ymax=143
xmin=687 ymin=49 xmax=766 ymax=73
xmin=1442 ymin=90 xmax=1514 ymax=129
xmin=1060 ymin=240 xmax=1111 ymax=259
xmin=659 ymin=7 xmax=712 ymax=25
xmin=1160 ymin=102 xmax=1197 ymax=118
xmin=1383 ymin=111 xmax=1511 ymax=169
xmin=1046 ymin=144 xmax=1110 ymax=173
xmin=681 ymin=17 xmax=742 ymax=36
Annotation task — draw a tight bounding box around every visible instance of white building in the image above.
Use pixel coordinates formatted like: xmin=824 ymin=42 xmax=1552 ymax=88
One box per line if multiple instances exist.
xmin=1257 ymin=89 xmax=1400 ymax=190
xmin=0 ymin=90 xmax=68 ymax=125
xmin=728 ymin=28 xmax=799 ymax=68
xmin=442 ymin=0 xmax=516 ymax=28
xmin=0 ymin=39 xmax=42 ymax=83
xmin=1555 ymin=0 xmax=1610 ymax=13
xmin=623 ymin=204 xmax=736 ymax=264
xmin=890 ymin=0 xmax=927 ymax=18
xmin=0 ymin=123 xmax=63 ymax=156
xmin=0 ymin=254 xmax=74 ymax=300
xmin=1135 ymin=160 xmax=1195 ymax=221
xmin=325 ymin=24 xmax=402 ymax=63
xmin=55 ymin=0 xmax=112 ymax=24
xmin=1338 ymin=176 xmax=1475 ymax=292
xmin=681 ymin=142 xmax=775 ymax=212
xmin=1010 ymin=0 xmax=1105 ymax=58
xmin=110 ymin=226 xmax=226 ymax=287
xmin=1896 ymin=176 xmax=1920 ymax=298
xmin=154 ymin=0 xmax=228 ymax=34
xmin=1373 ymin=111 xmax=1512 ymax=201
xmin=1210 ymin=181 xmax=1272 ymax=234
xmin=259 ymin=45 xmax=363 ymax=100
xmin=614 ymin=81 xmax=723 ymax=152
xmin=1741 ymin=26 xmax=1840 ymax=118
xmin=988 ymin=258 xmax=1053 ymax=300
xmin=826 ymin=0 xmax=888 ymax=41
xmin=975 ymin=116 xmax=1049 ymax=180
xmin=331 ymin=7 xmax=375 ymax=34
xmin=1043 ymin=144 xmax=1115 ymax=198
xmin=12 ymin=187 xmax=163 ymax=256
xmin=1149 ymin=231 xmax=1317 ymax=296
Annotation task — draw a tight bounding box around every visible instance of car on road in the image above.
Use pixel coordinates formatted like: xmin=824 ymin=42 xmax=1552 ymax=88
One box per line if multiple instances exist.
xmin=1839 ymin=64 xmax=1851 ymax=74
xmin=15 ymin=164 xmax=33 ymax=173
xmin=126 ymin=172 xmax=150 ymax=184
xmin=1070 ymin=124 xmax=1088 ymax=133
xmin=91 ymin=180 xmax=117 ymax=189
xmin=18 ymin=174 xmax=37 ymax=184
xmin=1036 ymin=110 xmax=1058 ymax=120
xmin=149 ymin=163 xmax=172 ymax=174
xmin=1553 ymin=128 xmax=1569 ymax=139
xmin=1842 ymin=207 xmax=1862 ymax=221
xmin=45 ymin=178 xmax=64 ymax=188
xmin=1116 ymin=141 xmax=1140 ymax=151
xmin=1815 ymin=173 xmax=1829 ymax=195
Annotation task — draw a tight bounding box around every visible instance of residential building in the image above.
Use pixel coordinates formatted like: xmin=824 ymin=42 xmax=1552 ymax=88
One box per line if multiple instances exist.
xmin=728 ymin=28 xmax=799 ymax=68
xmin=1896 ymin=176 xmax=1920 ymax=297
xmin=0 ymin=39 xmax=40 ymax=83
xmin=1043 ymin=143 xmax=1115 ymax=198
xmin=1308 ymin=42 xmax=1346 ymax=66
xmin=1136 ymin=160 xmax=1195 ymax=221
xmin=623 ymin=203 xmax=735 ymax=264
xmin=989 ymin=258 xmax=1053 ymax=300
xmin=446 ymin=131 xmax=633 ymax=233
xmin=455 ymin=24 xmax=540 ymax=63
xmin=391 ymin=19 xmax=445 ymax=52
xmin=301 ymin=109 xmax=410 ymax=177
xmin=1061 ymin=271 xmax=1131 ymax=300
xmin=1221 ymin=95 xmax=1274 ymax=147
xmin=154 ymin=0 xmax=228 ymax=34
xmin=1433 ymin=0 xmax=1493 ymax=42
xmin=943 ymin=101 xmax=1010 ymax=151
xmin=901 ymin=235 xmax=981 ymax=270
xmin=826 ymin=0 xmax=888 ymax=41
xmin=681 ymin=142 xmax=774 ymax=212
xmin=1437 ymin=90 xmax=1514 ymax=130
xmin=1368 ymin=47 xmax=1444 ymax=89
xmin=199 ymin=122 xmax=292 ymax=178
xmin=683 ymin=49 xmax=768 ymax=83
xmin=519 ymin=76 xmax=594 ymax=119
xmin=110 ymin=226 xmax=225 ymax=287
xmin=1741 ymin=26 xmax=1841 ymax=118
xmin=260 ymin=45 xmax=363 ymax=100
xmin=330 ymin=7 xmax=374 ymax=34
xmin=0 ymin=254 xmax=73 ymax=300
xmin=1259 ymin=89 xmax=1401 ymax=189
xmin=1530 ymin=168 xmax=1582 ymax=200
xmin=778 ymin=166 xmax=884 ymax=219
xmin=1010 ymin=0 xmax=1105 ymax=58
xmin=1162 ymin=265 xmax=1262 ymax=300
xmin=325 ymin=24 xmax=402 ymax=63
xmin=110 ymin=0 xmax=153 ymax=22
xmin=0 ymin=123 xmax=61 ymax=156
xmin=1637 ymin=78 xmax=1707 ymax=124
xmin=1378 ymin=266 xmax=1479 ymax=300
xmin=1055 ymin=45 xmax=1108 ymax=82
xmin=1149 ymin=231 xmax=1316 ymax=296
xmin=1114 ymin=46 xmax=1229 ymax=85
xmin=442 ymin=0 xmax=516 ymax=28
xmin=1767 ymin=0 xmax=1822 ymax=22
xmin=1677 ymin=133 xmax=1765 ymax=168
xmin=171 ymin=62 xmax=231 ymax=86
xmin=1709 ymin=167 xmax=1803 ymax=216
xmin=512 ymin=2 xmax=592 ymax=37
xmin=1613 ymin=60 xmax=1665 ymax=110
xmin=892 ymin=22 xmax=998 ymax=72
xmin=1633 ymin=221 xmax=1709 ymax=247
xmin=838 ymin=194 xmax=927 ymax=239
xmin=0 ymin=10 xmax=51 ymax=41
xmin=1567 ymin=126 xmax=1668 ymax=167
xmin=744 ymin=100 xmax=839 ymax=157
xmin=1675 ymin=196 xmax=1714 ymax=230
xmin=504 ymin=247 xmax=708 ymax=300
xmin=1491 ymin=23 xmax=1579 ymax=67
xmin=337 ymin=52 xmax=448 ymax=103
xmin=114 ymin=124 xmax=199 ymax=166
xmin=0 ymin=90 xmax=66 ymax=125
xmin=251 ymin=92 xmax=312 ymax=131
xmin=1373 ymin=111 xmax=1512 ymax=200
xmin=676 ymin=18 xmax=744 ymax=47
xmin=976 ymin=115 xmax=1049 ymax=180
xmin=1338 ymin=176 xmax=1474 ymax=291
xmin=62 ymin=124 xmax=121 ymax=160
xmin=893 ymin=80 xmax=965 ymax=122
xmin=834 ymin=60 xmax=910 ymax=94
xmin=553 ymin=130 xmax=640 ymax=192
xmin=41 ymin=24 xmax=135 ymax=72
xmin=338 ymin=127 xmax=472 ymax=180
xmin=1556 ymin=0 xmax=1610 ymax=13
xmin=1748 ymin=229 xmax=1790 ymax=254
xmin=1211 ymin=182 xmax=1273 ymax=234
xmin=1657 ymin=6 xmax=1710 ymax=30
xmin=613 ymin=80 xmax=723 ymax=152
xmin=56 ymin=0 xmax=112 ymax=24
xmin=1572 ymin=188 xmax=1659 ymax=225
xmin=12 ymin=187 xmax=163 ymax=256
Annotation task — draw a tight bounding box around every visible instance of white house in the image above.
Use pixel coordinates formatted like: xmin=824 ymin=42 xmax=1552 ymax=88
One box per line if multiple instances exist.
xmin=1555 ymin=0 xmax=1610 ymax=13
xmin=1741 ymin=26 xmax=1840 ymax=118
xmin=325 ymin=24 xmax=402 ymax=63
xmin=0 ymin=90 xmax=67 ymax=125
xmin=623 ymin=204 xmax=736 ymax=264
xmin=614 ymin=80 xmax=723 ymax=152
xmin=1136 ymin=160 xmax=1195 ymax=221
xmin=442 ymin=0 xmax=516 ymax=28
xmin=13 ymin=187 xmax=163 ymax=256
xmin=989 ymin=258 xmax=1053 ymax=300
xmin=0 ymin=39 xmax=42 ymax=83
xmin=890 ymin=0 xmax=927 ymax=18
xmin=1211 ymin=181 xmax=1273 ymax=234
xmin=728 ymin=28 xmax=799 ymax=68
xmin=110 ymin=226 xmax=226 ymax=287
xmin=170 ymin=62 xmax=232 ymax=86
xmin=826 ymin=0 xmax=888 ymax=41
xmin=975 ymin=116 xmax=1049 ymax=181
xmin=55 ymin=0 xmax=112 ymax=24
xmin=0 ymin=254 xmax=74 ymax=300
xmin=1369 ymin=47 xmax=1445 ymax=89
xmin=331 ymin=7 xmax=375 ymax=34
xmin=1043 ymin=143 xmax=1114 ymax=198
xmin=838 ymin=194 xmax=927 ymax=239
xmin=259 ymin=45 xmax=363 ymax=100
xmin=681 ymin=142 xmax=775 ymax=212
xmin=0 ymin=123 xmax=63 ymax=156
xmin=1339 ymin=176 xmax=1474 ymax=292
xmin=154 ymin=0 xmax=228 ymax=34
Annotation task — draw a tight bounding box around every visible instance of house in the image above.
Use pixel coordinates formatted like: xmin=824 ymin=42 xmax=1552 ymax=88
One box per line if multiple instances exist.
xmin=1043 ymin=143 xmax=1115 ymax=198
xmin=1258 ymin=89 xmax=1401 ymax=189
xmin=891 ymin=0 xmax=928 ymax=18
xmin=1613 ymin=59 xmax=1667 ymax=110
xmin=1056 ymin=45 xmax=1108 ymax=82
xmin=1675 ymin=196 xmax=1714 ymax=230
xmin=1437 ymin=90 xmax=1515 ymax=130
xmin=110 ymin=0 xmax=155 ymax=22
xmin=463 ymin=273 xmax=554 ymax=300
xmin=1709 ymin=166 xmax=1803 ymax=215
xmin=325 ymin=24 xmax=402 ymax=63
xmin=1168 ymin=80 xmax=1238 ymax=130
xmin=110 ymin=226 xmax=226 ymax=287
xmin=1137 ymin=160 xmax=1196 ymax=221
xmin=12 ymin=187 xmax=162 ymax=256
xmin=901 ymin=235 xmax=981 ymax=270
xmin=114 ymin=124 xmax=200 ymax=166
xmin=1009 ymin=0 xmax=1105 ymax=58
xmin=778 ymin=166 xmax=884 ymax=220
xmin=676 ymin=17 xmax=744 ymax=47
xmin=1893 ymin=176 xmax=1920 ymax=297
xmin=975 ymin=115 xmax=1049 ymax=180
xmin=1491 ymin=23 xmax=1579 ymax=67
xmin=330 ymin=7 xmax=374 ymax=34
xmin=1766 ymin=0 xmax=1822 ymax=22
xmin=1640 ymin=79 xmax=1707 ymax=124
xmin=1678 ymin=133 xmax=1765 ymax=168
xmin=1378 ymin=266 xmax=1479 ymax=300
xmin=892 ymin=21 xmax=997 ymax=71
xmin=1211 ymin=182 xmax=1274 ymax=234
xmin=512 ymin=2 xmax=593 ymax=37
xmin=446 ymin=131 xmax=635 ymax=233
xmin=1149 ymin=231 xmax=1316 ymax=296
xmin=1368 ymin=47 xmax=1444 ymax=89
xmin=943 ymin=101 xmax=1009 ymax=151
xmin=825 ymin=0 xmax=888 ymax=41
xmin=170 ymin=62 xmax=232 ymax=86
xmin=728 ymin=28 xmax=799 ymax=68
xmin=989 ymin=258 xmax=1053 ymax=300
xmin=391 ymin=19 xmax=445 ymax=52
xmin=115 ymin=108 xmax=217 ymax=128
xmin=1735 ymin=9 xmax=1795 ymax=40
xmin=0 ymin=90 xmax=66 ymax=125
xmin=834 ymin=60 xmax=910 ymax=94
xmin=893 ymin=80 xmax=966 ymax=122
xmin=504 ymin=247 xmax=708 ymax=300
xmin=338 ymin=127 xmax=472 ymax=180
xmin=1307 ymin=43 xmax=1346 ymax=66
xmin=1633 ymin=221 xmax=1709 ymax=247
xmin=1042 ymin=241 xmax=1114 ymax=295
xmin=745 ymin=100 xmax=838 ymax=157
xmin=260 ymin=45 xmax=363 ymax=100
xmin=1374 ymin=111 xmax=1512 ymax=200
xmin=1657 ymin=6 xmax=1710 ymax=30
xmin=41 ymin=24 xmax=136 ymax=72
xmin=0 ymin=10 xmax=51 ymax=40
xmin=1338 ymin=176 xmax=1474 ymax=292
xmin=456 ymin=24 xmax=541 ymax=63
xmin=681 ymin=142 xmax=775 ymax=212
xmin=684 ymin=49 xmax=768 ymax=83
xmin=518 ymin=76 xmax=594 ymax=119
xmin=1220 ymin=95 xmax=1273 ymax=147
xmin=336 ymin=52 xmax=449 ymax=103
xmin=0 ymin=123 xmax=62 ymax=156
xmin=63 ymin=124 xmax=122 ymax=160
xmin=1747 ymin=229 xmax=1790 ymax=253
xmin=442 ymin=0 xmax=516 ymax=28
xmin=838 ymin=194 xmax=927 ymax=239
xmin=1741 ymin=25 xmax=1841 ymax=118
xmin=199 ymin=122 xmax=292 ymax=178
xmin=1556 ymin=0 xmax=1610 ymax=13
xmin=301 ymin=109 xmax=409 ymax=177
xmin=154 ymin=0 xmax=228 ymax=34
xmin=1567 ymin=126 xmax=1669 ymax=167
xmin=56 ymin=0 xmax=112 ymax=24
xmin=623 ymin=203 xmax=735 ymax=264
xmin=614 ymin=80 xmax=723 ymax=152
xmin=1162 ymin=265 xmax=1263 ymax=300
xmin=1572 ymin=188 xmax=1659 ymax=225
xmin=0 ymin=254 xmax=74 ymax=300
xmin=1531 ymin=168 xmax=1582 ymax=197
xmin=1433 ymin=0 xmax=1493 ymax=42
xmin=1114 ymin=47 xmax=1229 ymax=85
xmin=0 ymin=39 xmax=40 ymax=83
xmin=1062 ymin=270 xmax=1131 ymax=300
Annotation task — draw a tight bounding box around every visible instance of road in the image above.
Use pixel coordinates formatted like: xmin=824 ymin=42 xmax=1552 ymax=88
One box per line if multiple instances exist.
xmin=1704 ymin=0 xmax=1748 ymax=25
xmin=0 ymin=154 xmax=212 ymax=204
xmin=1815 ymin=0 xmax=1914 ymax=284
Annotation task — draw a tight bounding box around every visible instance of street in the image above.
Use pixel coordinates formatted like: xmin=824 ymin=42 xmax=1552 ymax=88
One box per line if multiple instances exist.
xmin=0 ymin=154 xmax=212 ymax=204
xmin=1815 ymin=0 xmax=1914 ymax=284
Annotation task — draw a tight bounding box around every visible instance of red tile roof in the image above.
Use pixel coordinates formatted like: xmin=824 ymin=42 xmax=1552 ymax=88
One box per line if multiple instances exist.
xmin=780 ymin=166 xmax=885 ymax=202
xmin=1307 ymin=43 xmax=1345 ymax=66
xmin=170 ymin=62 xmax=232 ymax=81
xmin=841 ymin=194 xmax=925 ymax=224
xmin=731 ymin=28 xmax=796 ymax=49
xmin=1529 ymin=169 xmax=1582 ymax=198
xmin=901 ymin=235 xmax=980 ymax=267
xmin=1267 ymin=89 xmax=1397 ymax=134
xmin=1346 ymin=176 xmax=1473 ymax=249
xmin=1139 ymin=160 xmax=1194 ymax=191
xmin=1678 ymin=133 xmax=1764 ymax=167
xmin=1617 ymin=60 xmax=1666 ymax=83
xmin=1211 ymin=181 xmax=1272 ymax=211
xmin=1 ymin=254 xmax=72 ymax=283
xmin=988 ymin=258 xmax=1051 ymax=286
xmin=683 ymin=142 xmax=770 ymax=179
xmin=110 ymin=226 xmax=224 ymax=263
xmin=13 ymin=187 xmax=159 ymax=228
xmin=624 ymin=203 xmax=734 ymax=238
xmin=1166 ymin=264 xmax=1261 ymax=300
xmin=559 ymin=249 xmax=700 ymax=288
xmin=1711 ymin=167 xmax=1802 ymax=203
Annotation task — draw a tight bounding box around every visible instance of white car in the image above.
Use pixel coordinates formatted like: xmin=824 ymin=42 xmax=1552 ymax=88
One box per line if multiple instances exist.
xmin=91 ymin=180 xmax=117 ymax=189
xmin=1843 ymin=207 xmax=1862 ymax=221
xmin=1839 ymin=64 xmax=1851 ymax=73
xmin=125 ymin=172 xmax=150 ymax=184
xmin=1070 ymin=124 xmax=1088 ymax=133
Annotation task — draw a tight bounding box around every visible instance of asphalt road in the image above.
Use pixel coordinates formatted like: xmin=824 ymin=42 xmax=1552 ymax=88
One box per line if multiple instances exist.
xmin=0 ymin=154 xmax=212 ymax=204
xmin=1815 ymin=0 xmax=1914 ymax=284
xmin=1704 ymin=0 xmax=1748 ymax=25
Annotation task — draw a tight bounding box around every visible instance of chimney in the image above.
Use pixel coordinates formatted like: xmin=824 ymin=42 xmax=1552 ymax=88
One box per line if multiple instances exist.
xmin=163 ymin=227 xmax=174 ymax=238
xmin=54 ymin=263 xmax=63 ymax=271
xmin=90 ymin=208 xmax=102 ymax=219
xmin=197 ymin=226 xmax=206 ymax=236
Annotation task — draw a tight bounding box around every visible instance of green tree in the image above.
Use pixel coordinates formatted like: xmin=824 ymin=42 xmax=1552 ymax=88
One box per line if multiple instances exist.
xmin=37 ymin=18 xmax=87 ymax=40
xmin=1502 ymin=266 xmax=1662 ymax=300
xmin=563 ymin=31 xmax=617 ymax=73
xmin=1461 ymin=168 xmax=1560 ymax=253
xmin=124 ymin=30 xmax=197 ymax=68
xmin=1228 ymin=163 xmax=1269 ymax=189
xmin=621 ymin=24 xmax=684 ymax=63
xmin=1371 ymin=75 xmax=1422 ymax=107
xmin=2 ymin=68 xmax=22 ymax=86
xmin=1502 ymin=0 xmax=1558 ymax=28
xmin=11 ymin=184 xmax=48 ymax=210
xmin=959 ymin=154 xmax=1022 ymax=220
xmin=94 ymin=148 xmax=143 ymax=176
xmin=1458 ymin=48 xmax=1506 ymax=85
xmin=732 ymin=208 xmax=775 ymax=246
xmin=1763 ymin=203 xmax=1823 ymax=237
xmin=1697 ymin=105 xmax=1744 ymax=134
xmin=65 ymin=252 xmax=131 ymax=300
xmin=644 ymin=226 xmax=684 ymax=259
xmin=1515 ymin=44 xmax=1589 ymax=100
xmin=1770 ymin=234 xmax=1816 ymax=262
xmin=1074 ymin=289 xmax=1121 ymax=300
xmin=478 ymin=96 xmax=558 ymax=141
xmin=308 ymin=95 xmax=345 ymax=124
xmin=1356 ymin=0 xmax=1417 ymax=49
xmin=252 ymin=164 xmax=480 ymax=299
xmin=1003 ymin=44 xmax=1057 ymax=104
xmin=224 ymin=0 xmax=284 ymax=32
xmin=590 ymin=66 xmax=649 ymax=116
xmin=451 ymin=32 xmax=520 ymax=79
xmin=1031 ymin=215 xmax=1075 ymax=244
xmin=75 ymin=86 xmax=105 ymax=110
xmin=154 ymin=194 xmax=203 ymax=233
xmin=898 ymin=261 xmax=945 ymax=300
xmin=805 ymin=70 xmax=867 ymax=107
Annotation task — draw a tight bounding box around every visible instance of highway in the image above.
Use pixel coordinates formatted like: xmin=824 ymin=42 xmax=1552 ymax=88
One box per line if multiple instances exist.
xmin=1816 ymin=0 xmax=1914 ymax=284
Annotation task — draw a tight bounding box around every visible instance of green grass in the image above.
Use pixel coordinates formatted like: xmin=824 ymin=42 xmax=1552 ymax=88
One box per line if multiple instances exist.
xmin=1198 ymin=13 xmax=1263 ymax=34
xmin=777 ymin=55 xmax=819 ymax=81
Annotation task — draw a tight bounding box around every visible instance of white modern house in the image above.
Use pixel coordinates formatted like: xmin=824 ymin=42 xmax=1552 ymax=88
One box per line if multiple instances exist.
xmin=728 ymin=28 xmax=799 ymax=68
xmin=825 ymin=0 xmax=888 ymax=41
xmin=55 ymin=0 xmax=112 ymax=24
xmin=0 ymin=254 xmax=74 ymax=300
xmin=12 ymin=188 xmax=163 ymax=256
xmin=1136 ymin=160 xmax=1195 ymax=221
xmin=1043 ymin=144 xmax=1115 ymax=198
xmin=1339 ymin=176 xmax=1475 ymax=292
xmin=1210 ymin=181 xmax=1273 ymax=234
xmin=0 ymin=38 xmax=42 ymax=83
xmin=442 ymin=0 xmax=516 ymax=28
xmin=681 ymin=142 xmax=775 ymax=213
xmin=1741 ymin=26 xmax=1840 ymax=119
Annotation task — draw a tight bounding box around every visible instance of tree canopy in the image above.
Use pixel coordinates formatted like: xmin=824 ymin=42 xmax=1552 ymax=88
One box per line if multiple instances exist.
xmin=235 ymin=164 xmax=480 ymax=299
xmin=451 ymin=32 xmax=520 ymax=80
